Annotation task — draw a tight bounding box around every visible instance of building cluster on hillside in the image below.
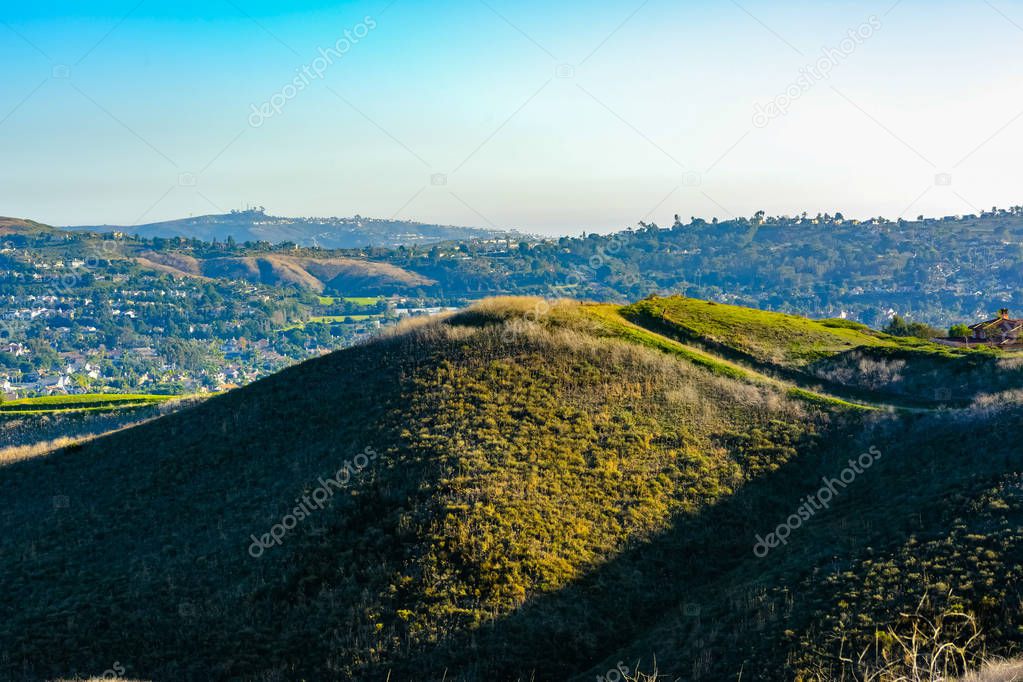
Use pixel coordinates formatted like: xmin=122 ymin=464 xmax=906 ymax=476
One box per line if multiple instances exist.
xmin=0 ymin=252 xmax=457 ymax=399
xmin=0 ymin=336 xmax=291 ymax=399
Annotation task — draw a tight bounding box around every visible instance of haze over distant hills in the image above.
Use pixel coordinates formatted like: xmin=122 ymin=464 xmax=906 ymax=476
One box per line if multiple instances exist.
xmin=66 ymin=208 xmax=512 ymax=249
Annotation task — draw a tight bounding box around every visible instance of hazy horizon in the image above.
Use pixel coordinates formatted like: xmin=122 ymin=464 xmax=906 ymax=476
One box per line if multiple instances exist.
xmin=3 ymin=0 xmax=1023 ymax=236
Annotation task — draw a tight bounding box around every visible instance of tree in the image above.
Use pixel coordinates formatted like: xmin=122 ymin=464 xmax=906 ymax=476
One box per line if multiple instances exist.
xmin=949 ymin=324 xmax=971 ymax=340
xmin=884 ymin=315 xmax=943 ymax=339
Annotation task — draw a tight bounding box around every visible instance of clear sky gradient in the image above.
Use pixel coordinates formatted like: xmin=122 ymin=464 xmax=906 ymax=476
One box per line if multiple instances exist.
xmin=2 ymin=0 xmax=1022 ymax=235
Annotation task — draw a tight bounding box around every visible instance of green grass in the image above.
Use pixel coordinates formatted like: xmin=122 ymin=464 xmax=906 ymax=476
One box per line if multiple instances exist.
xmin=279 ymin=314 xmax=380 ymax=331
xmin=785 ymin=386 xmax=876 ymax=410
xmin=624 ymin=296 xmax=897 ymax=365
xmin=343 ymin=296 xmax=381 ymax=306
xmin=579 ymin=304 xmax=876 ymax=411
xmin=627 ymin=296 xmax=995 ymax=365
xmin=622 ymin=296 xmax=1016 ymax=407
xmin=318 ymin=296 xmax=380 ymax=305
xmin=579 ymin=303 xmax=763 ymax=383
xmin=309 ymin=315 xmax=375 ymax=323
xmin=0 ymin=393 xmax=172 ymax=413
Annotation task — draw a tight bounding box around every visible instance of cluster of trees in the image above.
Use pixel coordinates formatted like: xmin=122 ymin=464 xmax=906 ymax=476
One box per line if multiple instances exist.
xmin=883 ymin=315 xmax=944 ymax=339
xmin=377 ymin=210 xmax=1023 ymax=328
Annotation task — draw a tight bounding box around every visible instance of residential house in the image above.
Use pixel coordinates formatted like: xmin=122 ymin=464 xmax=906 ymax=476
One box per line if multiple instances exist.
xmin=970 ymin=309 xmax=1023 ymax=344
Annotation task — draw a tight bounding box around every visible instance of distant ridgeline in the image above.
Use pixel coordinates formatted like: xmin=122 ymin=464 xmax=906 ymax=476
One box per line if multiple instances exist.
xmin=13 ymin=207 xmax=1023 ymax=328
xmin=374 ymin=208 xmax=1023 ymax=328
xmin=66 ymin=208 xmax=510 ymax=250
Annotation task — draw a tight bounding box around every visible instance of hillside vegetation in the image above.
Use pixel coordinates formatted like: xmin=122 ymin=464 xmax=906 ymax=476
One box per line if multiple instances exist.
xmin=1 ymin=297 xmax=1021 ymax=681
xmin=626 ymin=296 xmax=1022 ymax=406
xmin=378 ymin=209 xmax=1023 ymax=328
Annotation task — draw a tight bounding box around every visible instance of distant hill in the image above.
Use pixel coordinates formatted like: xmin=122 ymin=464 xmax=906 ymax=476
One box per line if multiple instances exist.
xmin=0 ymin=218 xmax=436 ymax=294
xmin=136 ymin=250 xmax=434 ymax=294
xmin=0 ymin=217 xmax=64 ymax=236
xmin=68 ymin=208 xmax=509 ymax=248
xmin=31 ymin=206 xmax=1023 ymax=329
xmin=2 ymin=297 xmax=1022 ymax=680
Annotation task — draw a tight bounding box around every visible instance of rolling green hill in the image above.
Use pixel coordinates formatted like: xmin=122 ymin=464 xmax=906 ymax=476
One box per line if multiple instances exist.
xmin=1 ymin=298 xmax=1021 ymax=681
xmin=626 ymin=296 xmax=1022 ymax=407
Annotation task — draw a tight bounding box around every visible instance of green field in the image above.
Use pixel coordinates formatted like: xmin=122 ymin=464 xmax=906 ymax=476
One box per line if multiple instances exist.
xmin=0 ymin=393 xmax=172 ymax=414
xmin=309 ymin=315 xmax=375 ymax=323
xmin=318 ymin=296 xmax=381 ymax=306
xmin=281 ymin=314 xmax=379 ymax=331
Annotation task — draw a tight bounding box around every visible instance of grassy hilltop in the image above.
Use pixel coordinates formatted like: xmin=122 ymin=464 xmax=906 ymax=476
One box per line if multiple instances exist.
xmin=1 ymin=297 xmax=1022 ymax=681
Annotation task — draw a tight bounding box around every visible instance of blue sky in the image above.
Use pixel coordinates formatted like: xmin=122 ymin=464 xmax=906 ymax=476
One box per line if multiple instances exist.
xmin=2 ymin=0 xmax=1023 ymax=234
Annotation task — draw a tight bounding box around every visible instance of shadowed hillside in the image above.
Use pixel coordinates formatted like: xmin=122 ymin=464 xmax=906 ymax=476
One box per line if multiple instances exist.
xmin=1 ymin=298 xmax=1021 ymax=681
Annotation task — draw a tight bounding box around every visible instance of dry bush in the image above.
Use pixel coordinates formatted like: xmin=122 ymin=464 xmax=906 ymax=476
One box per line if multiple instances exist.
xmin=996 ymin=355 xmax=1023 ymax=372
xmin=813 ymin=353 xmax=907 ymax=391
xmin=842 ymin=598 xmax=985 ymax=682
xmin=963 ymin=390 xmax=1023 ymax=419
xmin=623 ymin=661 xmax=671 ymax=681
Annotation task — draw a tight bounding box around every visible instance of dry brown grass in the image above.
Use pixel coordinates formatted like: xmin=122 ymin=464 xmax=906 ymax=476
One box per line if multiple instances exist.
xmin=957 ymin=659 xmax=1023 ymax=682
xmin=0 ymin=435 xmax=86 ymax=466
